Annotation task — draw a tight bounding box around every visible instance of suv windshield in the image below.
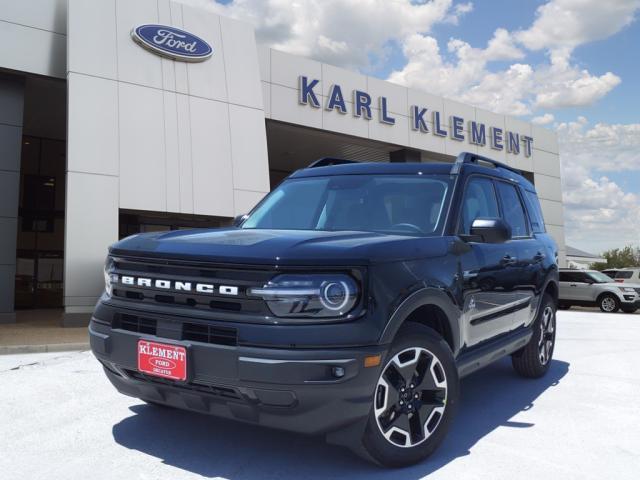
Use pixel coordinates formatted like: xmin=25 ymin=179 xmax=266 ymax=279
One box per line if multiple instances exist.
xmin=587 ymin=271 xmax=614 ymax=283
xmin=242 ymin=174 xmax=453 ymax=236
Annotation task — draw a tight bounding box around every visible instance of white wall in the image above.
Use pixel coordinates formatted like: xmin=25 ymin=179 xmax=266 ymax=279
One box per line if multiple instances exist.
xmin=0 ymin=0 xmax=67 ymax=78
xmin=258 ymin=47 xmax=566 ymax=264
xmin=64 ymin=0 xmax=270 ymax=319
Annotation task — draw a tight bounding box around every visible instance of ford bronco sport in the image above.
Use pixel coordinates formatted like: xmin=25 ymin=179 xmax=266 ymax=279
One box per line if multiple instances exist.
xmin=90 ymin=152 xmax=559 ymax=467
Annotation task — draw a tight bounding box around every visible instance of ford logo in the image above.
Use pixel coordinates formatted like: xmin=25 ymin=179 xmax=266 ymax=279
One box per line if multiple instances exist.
xmin=150 ymin=358 xmax=177 ymax=370
xmin=131 ymin=24 xmax=213 ymax=62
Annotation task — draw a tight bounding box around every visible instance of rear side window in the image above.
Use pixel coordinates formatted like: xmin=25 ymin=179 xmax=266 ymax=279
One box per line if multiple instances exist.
xmin=616 ymin=271 xmax=633 ymax=279
xmin=523 ymin=190 xmax=546 ymax=233
xmin=559 ymin=271 xmax=586 ymax=282
xmin=496 ymin=182 xmax=529 ymax=237
xmin=459 ymin=177 xmax=500 ymax=234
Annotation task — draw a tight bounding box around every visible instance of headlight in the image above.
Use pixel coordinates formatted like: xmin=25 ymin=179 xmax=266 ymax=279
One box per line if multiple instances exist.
xmin=250 ymin=274 xmax=359 ymax=318
xmin=619 ymin=287 xmax=636 ymax=293
xmin=104 ymin=257 xmax=116 ymax=297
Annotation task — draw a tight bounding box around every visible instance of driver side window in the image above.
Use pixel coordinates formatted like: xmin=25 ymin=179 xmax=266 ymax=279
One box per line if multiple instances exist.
xmin=459 ymin=177 xmax=499 ymax=234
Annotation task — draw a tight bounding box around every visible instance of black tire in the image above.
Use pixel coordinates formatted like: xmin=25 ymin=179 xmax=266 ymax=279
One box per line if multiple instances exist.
xmin=598 ymin=293 xmax=620 ymax=313
xmin=621 ymin=306 xmax=638 ymax=314
xmin=557 ymin=303 xmax=571 ymax=310
xmin=361 ymin=323 xmax=459 ymax=468
xmin=512 ymin=293 xmax=556 ymax=378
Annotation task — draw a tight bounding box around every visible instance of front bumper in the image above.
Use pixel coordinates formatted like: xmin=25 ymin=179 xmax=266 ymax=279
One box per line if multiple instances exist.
xmin=90 ymin=319 xmax=387 ymax=436
xmin=621 ymin=298 xmax=640 ymax=308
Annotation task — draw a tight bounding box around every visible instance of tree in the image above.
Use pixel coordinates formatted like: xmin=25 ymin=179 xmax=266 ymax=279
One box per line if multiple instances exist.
xmin=590 ymin=246 xmax=640 ymax=270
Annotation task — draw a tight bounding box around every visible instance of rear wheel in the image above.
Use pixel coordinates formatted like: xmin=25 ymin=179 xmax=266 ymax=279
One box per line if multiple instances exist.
xmin=361 ymin=324 xmax=459 ymax=467
xmin=512 ymin=293 xmax=556 ymax=378
xmin=598 ymin=293 xmax=620 ymax=313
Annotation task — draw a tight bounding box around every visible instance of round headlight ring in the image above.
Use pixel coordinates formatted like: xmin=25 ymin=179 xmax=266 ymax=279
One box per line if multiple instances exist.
xmin=320 ymin=280 xmax=351 ymax=311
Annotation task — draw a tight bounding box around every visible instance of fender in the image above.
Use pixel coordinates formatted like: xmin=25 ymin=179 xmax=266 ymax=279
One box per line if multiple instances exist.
xmin=378 ymin=287 xmax=462 ymax=355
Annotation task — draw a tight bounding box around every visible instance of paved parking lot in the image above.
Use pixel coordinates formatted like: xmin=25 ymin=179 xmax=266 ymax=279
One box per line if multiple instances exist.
xmin=1 ymin=310 xmax=639 ymax=480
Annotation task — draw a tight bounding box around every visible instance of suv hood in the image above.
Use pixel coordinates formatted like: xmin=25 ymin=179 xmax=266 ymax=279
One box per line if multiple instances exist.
xmin=603 ymin=282 xmax=640 ymax=289
xmin=110 ymin=228 xmax=450 ymax=266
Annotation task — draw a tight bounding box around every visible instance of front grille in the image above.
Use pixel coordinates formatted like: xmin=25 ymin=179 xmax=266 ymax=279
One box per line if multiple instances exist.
xmin=109 ymin=256 xmax=275 ymax=317
xmin=111 ymin=312 xmax=238 ymax=346
xmin=113 ymin=313 xmax=157 ymax=335
xmin=124 ymin=369 xmax=243 ymax=400
xmin=182 ymin=322 xmax=237 ymax=346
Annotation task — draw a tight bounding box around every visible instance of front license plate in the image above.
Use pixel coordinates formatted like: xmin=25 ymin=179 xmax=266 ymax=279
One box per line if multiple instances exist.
xmin=137 ymin=340 xmax=187 ymax=381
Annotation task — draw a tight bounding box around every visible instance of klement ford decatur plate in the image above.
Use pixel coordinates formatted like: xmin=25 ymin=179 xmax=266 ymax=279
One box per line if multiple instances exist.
xmin=137 ymin=340 xmax=187 ymax=381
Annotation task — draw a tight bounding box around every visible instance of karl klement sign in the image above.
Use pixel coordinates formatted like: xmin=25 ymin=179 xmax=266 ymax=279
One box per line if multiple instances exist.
xmin=298 ymin=76 xmax=534 ymax=157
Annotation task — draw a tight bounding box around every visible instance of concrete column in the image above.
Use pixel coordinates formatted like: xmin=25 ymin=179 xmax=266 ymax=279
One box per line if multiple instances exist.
xmin=390 ymin=148 xmax=421 ymax=163
xmin=0 ymin=75 xmax=24 ymax=324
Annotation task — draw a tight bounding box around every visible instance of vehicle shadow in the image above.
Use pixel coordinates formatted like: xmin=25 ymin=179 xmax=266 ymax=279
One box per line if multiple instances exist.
xmin=112 ymin=357 xmax=569 ymax=479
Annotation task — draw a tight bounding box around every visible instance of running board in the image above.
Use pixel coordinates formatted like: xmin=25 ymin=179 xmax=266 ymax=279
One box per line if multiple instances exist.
xmin=456 ymin=328 xmax=533 ymax=378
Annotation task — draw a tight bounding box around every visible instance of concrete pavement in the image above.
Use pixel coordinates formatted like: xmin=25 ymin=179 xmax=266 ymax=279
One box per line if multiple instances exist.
xmin=1 ymin=310 xmax=639 ymax=479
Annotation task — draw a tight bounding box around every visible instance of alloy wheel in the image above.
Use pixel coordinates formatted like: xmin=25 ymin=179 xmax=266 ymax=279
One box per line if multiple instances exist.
xmin=374 ymin=347 xmax=447 ymax=448
xmin=601 ymin=296 xmax=616 ymax=312
xmin=538 ymin=306 xmax=555 ymax=365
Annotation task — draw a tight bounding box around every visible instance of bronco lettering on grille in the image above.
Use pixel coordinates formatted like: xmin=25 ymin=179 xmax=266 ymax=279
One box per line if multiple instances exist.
xmin=116 ymin=275 xmax=238 ymax=296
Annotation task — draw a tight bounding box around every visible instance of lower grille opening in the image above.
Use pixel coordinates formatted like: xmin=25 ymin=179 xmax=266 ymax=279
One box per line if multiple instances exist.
xmin=114 ymin=314 xmax=157 ymax=335
xmin=155 ymin=295 xmax=175 ymax=304
xmin=124 ymin=369 xmax=242 ymax=400
xmin=182 ymin=322 xmax=237 ymax=346
xmin=210 ymin=300 xmax=241 ymax=311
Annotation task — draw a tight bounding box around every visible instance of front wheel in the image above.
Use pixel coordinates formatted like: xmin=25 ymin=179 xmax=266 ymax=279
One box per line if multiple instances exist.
xmin=598 ymin=293 xmax=620 ymax=313
xmin=512 ymin=293 xmax=556 ymax=378
xmin=361 ymin=324 xmax=459 ymax=467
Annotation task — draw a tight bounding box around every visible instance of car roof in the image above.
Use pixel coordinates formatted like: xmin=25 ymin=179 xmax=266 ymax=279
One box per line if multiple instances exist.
xmin=289 ymin=161 xmax=536 ymax=191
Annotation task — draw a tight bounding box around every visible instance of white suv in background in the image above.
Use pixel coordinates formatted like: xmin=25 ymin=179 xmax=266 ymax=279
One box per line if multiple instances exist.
xmin=613 ymin=268 xmax=640 ymax=284
xmin=559 ymin=269 xmax=640 ymax=313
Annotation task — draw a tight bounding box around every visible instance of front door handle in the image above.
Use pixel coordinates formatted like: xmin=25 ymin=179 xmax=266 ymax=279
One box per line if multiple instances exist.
xmin=500 ymin=255 xmax=518 ymax=266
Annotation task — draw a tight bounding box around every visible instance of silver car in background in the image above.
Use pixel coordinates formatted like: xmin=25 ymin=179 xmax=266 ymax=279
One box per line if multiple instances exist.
xmin=612 ymin=268 xmax=640 ymax=284
xmin=559 ymin=269 xmax=640 ymax=313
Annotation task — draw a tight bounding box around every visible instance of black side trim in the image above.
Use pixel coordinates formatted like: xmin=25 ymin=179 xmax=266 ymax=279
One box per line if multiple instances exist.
xmin=469 ymin=297 xmax=532 ymax=326
xmin=456 ymin=327 xmax=532 ymax=378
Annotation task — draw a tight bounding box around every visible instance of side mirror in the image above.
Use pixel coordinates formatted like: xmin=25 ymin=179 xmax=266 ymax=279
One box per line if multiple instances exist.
xmin=233 ymin=214 xmax=248 ymax=227
xmin=470 ymin=217 xmax=511 ymax=243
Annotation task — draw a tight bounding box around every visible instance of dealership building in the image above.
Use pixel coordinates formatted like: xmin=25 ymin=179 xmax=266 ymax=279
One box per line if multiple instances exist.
xmin=0 ymin=0 xmax=565 ymax=326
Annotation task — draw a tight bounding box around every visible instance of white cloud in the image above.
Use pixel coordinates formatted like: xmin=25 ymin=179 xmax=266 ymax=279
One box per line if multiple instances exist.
xmin=532 ymin=113 xmax=555 ymax=125
xmin=559 ymin=118 xmax=640 ymax=251
xmin=387 ymin=29 xmax=532 ymax=113
xmin=516 ymin=0 xmax=640 ymax=52
xmin=388 ymin=0 xmax=635 ymax=114
xmin=557 ymin=118 xmax=640 ymax=171
xmin=560 ymin=167 xmax=640 ymax=252
xmin=178 ymin=0 xmax=470 ymax=70
xmin=533 ymin=63 xmax=621 ymax=109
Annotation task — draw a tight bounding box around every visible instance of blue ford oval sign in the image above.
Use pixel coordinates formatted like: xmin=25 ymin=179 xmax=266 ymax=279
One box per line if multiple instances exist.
xmin=131 ymin=24 xmax=213 ymax=62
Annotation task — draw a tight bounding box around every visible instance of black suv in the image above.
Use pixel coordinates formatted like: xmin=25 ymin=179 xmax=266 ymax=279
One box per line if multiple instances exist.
xmin=90 ymin=152 xmax=559 ymax=467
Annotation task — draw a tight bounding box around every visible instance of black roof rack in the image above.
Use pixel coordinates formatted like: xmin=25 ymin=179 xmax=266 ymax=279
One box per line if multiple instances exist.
xmin=307 ymin=157 xmax=359 ymax=168
xmin=450 ymin=152 xmax=522 ymax=175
